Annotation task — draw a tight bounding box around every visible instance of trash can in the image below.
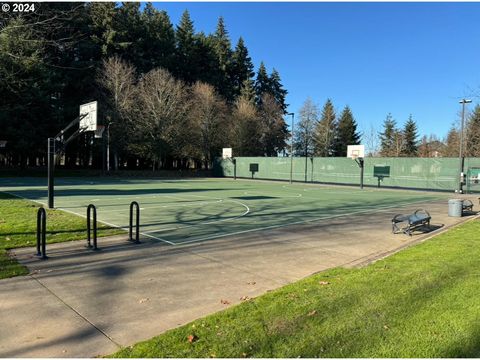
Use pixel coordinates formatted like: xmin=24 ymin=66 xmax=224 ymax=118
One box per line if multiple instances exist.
xmin=448 ymin=199 xmax=464 ymax=217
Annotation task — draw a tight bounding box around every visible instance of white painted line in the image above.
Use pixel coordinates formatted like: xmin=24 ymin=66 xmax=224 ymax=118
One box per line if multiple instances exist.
xmin=171 ymin=198 xmax=440 ymax=245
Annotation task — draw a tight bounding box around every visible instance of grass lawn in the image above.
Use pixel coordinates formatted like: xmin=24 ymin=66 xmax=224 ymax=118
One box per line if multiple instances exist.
xmin=112 ymin=218 xmax=480 ymax=358
xmin=0 ymin=193 xmax=124 ymax=279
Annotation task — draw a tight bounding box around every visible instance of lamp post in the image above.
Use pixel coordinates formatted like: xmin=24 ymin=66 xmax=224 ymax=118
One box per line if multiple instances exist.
xmin=458 ymin=99 xmax=472 ymax=193
xmin=288 ymin=112 xmax=295 ymax=184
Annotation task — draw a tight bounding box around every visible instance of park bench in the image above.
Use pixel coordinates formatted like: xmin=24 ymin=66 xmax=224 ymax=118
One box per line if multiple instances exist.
xmin=392 ymin=209 xmax=431 ymax=236
xmin=463 ymin=199 xmax=474 ymax=213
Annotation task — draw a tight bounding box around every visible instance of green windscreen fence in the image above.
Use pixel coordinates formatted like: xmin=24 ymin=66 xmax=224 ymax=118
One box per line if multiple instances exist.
xmin=214 ymin=157 xmax=480 ymax=192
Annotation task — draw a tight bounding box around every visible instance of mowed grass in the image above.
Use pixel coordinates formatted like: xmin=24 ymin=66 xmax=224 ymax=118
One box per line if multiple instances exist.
xmin=0 ymin=193 xmax=124 ymax=279
xmin=112 ymin=219 xmax=480 ymax=358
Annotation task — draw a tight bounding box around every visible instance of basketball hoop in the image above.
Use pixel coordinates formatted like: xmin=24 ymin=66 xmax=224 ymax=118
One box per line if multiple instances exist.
xmin=94 ymin=125 xmax=105 ymax=139
xmin=0 ymin=140 xmax=7 ymax=148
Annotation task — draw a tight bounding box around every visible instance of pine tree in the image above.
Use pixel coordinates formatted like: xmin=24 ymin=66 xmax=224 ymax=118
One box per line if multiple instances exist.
xmin=231 ymin=37 xmax=255 ymax=99
xmin=268 ymin=68 xmax=288 ymax=114
xmin=240 ymin=78 xmax=256 ymax=104
xmin=254 ymin=62 xmax=270 ymax=105
xmin=334 ymin=106 xmax=361 ymax=156
xmin=140 ymin=4 xmax=176 ymax=73
xmin=466 ymin=105 xmax=480 ymax=157
xmin=444 ymin=125 xmax=460 ymax=157
xmin=379 ymin=113 xmax=396 ymax=156
xmin=314 ymin=99 xmax=336 ymax=156
xmin=402 ymin=115 xmax=418 ymax=156
xmin=211 ymin=17 xmax=234 ymax=101
xmin=175 ymin=10 xmax=198 ymax=83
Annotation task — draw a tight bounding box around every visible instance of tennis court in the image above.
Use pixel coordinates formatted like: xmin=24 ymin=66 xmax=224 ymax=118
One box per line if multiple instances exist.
xmin=0 ymin=177 xmax=447 ymax=245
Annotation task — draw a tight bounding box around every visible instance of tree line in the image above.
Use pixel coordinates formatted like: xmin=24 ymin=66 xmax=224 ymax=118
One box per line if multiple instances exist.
xmin=0 ymin=3 xmax=289 ymax=169
xmin=376 ymin=105 xmax=480 ymax=158
xmin=293 ymin=98 xmax=361 ymax=157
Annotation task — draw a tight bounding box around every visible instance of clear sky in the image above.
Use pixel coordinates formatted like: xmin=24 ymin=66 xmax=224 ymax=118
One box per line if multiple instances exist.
xmin=153 ymin=2 xmax=480 ymax=141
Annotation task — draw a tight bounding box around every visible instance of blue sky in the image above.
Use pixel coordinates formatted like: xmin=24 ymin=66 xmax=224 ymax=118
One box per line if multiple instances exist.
xmin=154 ymin=2 xmax=480 ymax=141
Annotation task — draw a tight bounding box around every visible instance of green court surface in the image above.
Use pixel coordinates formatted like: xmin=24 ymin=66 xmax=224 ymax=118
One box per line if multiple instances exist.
xmin=0 ymin=178 xmax=446 ymax=245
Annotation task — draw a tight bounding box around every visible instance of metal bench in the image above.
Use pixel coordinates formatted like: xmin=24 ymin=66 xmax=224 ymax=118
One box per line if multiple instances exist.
xmin=463 ymin=199 xmax=474 ymax=212
xmin=392 ymin=209 xmax=431 ymax=236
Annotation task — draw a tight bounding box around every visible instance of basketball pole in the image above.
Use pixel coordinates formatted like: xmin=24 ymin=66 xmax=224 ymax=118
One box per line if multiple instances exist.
xmin=47 ymin=138 xmax=55 ymax=208
xmin=354 ymin=157 xmax=364 ymax=190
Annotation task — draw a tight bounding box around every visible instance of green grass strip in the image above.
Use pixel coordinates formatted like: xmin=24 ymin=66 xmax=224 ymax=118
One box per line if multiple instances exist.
xmin=111 ymin=219 xmax=480 ymax=358
xmin=0 ymin=192 xmax=124 ymax=279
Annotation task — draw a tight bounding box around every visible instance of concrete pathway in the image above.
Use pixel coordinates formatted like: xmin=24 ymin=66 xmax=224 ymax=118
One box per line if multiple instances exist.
xmin=1 ymin=196 xmax=477 ymax=357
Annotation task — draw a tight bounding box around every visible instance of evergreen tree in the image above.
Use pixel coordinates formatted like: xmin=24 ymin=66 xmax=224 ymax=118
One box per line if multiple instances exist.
xmin=444 ymin=125 xmax=460 ymax=157
xmin=211 ymin=17 xmax=234 ymax=101
xmin=258 ymin=93 xmax=289 ymax=156
xmin=240 ymin=78 xmax=256 ymax=104
xmin=231 ymin=37 xmax=255 ymax=99
xmin=334 ymin=106 xmax=361 ymax=156
xmin=314 ymin=99 xmax=336 ymax=156
xmin=254 ymin=62 xmax=270 ymax=105
xmin=268 ymin=68 xmax=288 ymax=114
xmin=379 ymin=113 xmax=397 ymax=156
xmin=466 ymin=105 xmax=480 ymax=157
xmin=140 ymin=4 xmax=176 ymax=73
xmin=402 ymin=115 xmax=418 ymax=156
xmin=175 ymin=10 xmax=198 ymax=83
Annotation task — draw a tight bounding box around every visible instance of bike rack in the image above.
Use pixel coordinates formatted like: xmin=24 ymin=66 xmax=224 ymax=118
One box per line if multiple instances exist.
xmin=129 ymin=201 xmax=140 ymax=244
xmin=87 ymin=204 xmax=98 ymax=250
xmin=36 ymin=207 xmax=47 ymax=260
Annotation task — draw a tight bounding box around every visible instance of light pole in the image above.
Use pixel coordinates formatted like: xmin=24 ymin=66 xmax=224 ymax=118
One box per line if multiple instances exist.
xmin=458 ymin=99 xmax=472 ymax=193
xmin=288 ymin=112 xmax=295 ymax=184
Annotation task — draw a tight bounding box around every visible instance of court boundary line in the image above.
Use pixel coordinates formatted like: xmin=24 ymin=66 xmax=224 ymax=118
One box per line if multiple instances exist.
xmin=1 ymin=186 xmax=443 ymax=247
xmin=160 ymin=197 xmax=444 ymax=246
xmin=1 ymin=190 xmax=176 ymax=246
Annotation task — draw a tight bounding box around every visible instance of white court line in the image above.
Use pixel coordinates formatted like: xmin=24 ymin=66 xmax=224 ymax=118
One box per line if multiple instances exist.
xmin=163 ymin=197 xmax=441 ymax=246
xmin=243 ymin=191 xmax=302 ymax=198
xmin=101 ymin=199 xmax=223 ymax=213
xmin=142 ymin=199 xmax=250 ymax=233
xmin=1 ymin=190 xmax=176 ymax=246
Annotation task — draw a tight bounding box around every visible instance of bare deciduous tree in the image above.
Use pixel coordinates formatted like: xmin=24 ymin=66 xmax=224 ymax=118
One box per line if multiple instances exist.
xmin=296 ymin=98 xmax=318 ymax=157
xmin=188 ymin=82 xmax=228 ymax=168
xmin=230 ymin=95 xmax=262 ymax=156
xmin=136 ymin=67 xmax=189 ymax=170
xmin=97 ymin=56 xmax=136 ymax=170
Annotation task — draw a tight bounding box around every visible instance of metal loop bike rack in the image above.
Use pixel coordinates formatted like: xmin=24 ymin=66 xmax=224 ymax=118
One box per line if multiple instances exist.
xmin=87 ymin=204 xmax=98 ymax=250
xmin=129 ymin=201 xmax=140 ymax=244
xmin=36 ymin=207 xmax=47 ymax=260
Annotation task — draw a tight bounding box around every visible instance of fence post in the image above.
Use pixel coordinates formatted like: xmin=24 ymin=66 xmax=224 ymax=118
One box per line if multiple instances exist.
xmin=36 ymin=207 xmax=47 ymax=260
xmin=129 ymin=201 xmax=140 ymax=244
xmin=87 ymin=204 xmax=98 ymax=250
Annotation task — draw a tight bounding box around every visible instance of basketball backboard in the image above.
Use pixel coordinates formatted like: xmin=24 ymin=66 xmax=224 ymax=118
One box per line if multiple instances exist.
xmin=222 ymin=148 xmax=232 ymax=159
xmin=79 ymin=101 xmax=98 ymax=132
xmin=347 ymin=145 xmax=365 ymax=159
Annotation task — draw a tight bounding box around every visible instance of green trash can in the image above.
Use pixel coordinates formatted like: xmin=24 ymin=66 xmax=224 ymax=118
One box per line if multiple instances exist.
xmin=448 ymin=199 xmax=463 ymax=217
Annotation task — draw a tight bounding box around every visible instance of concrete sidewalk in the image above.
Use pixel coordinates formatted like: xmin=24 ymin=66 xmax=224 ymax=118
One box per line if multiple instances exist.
xmin=1 ymin=197 xmax=477 ymax=357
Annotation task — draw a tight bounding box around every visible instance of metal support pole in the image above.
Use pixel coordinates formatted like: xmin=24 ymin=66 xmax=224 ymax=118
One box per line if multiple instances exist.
xmin=129 ymin=201 xmax=140 ymax=244
xmin=107 ymin=123 xmax=111 ymax=173
xmin=47 ymin=138 xmax=55 ymax=209
xmin=311 ymin=157 xmax=314 ymax=183
xmin=355 ymin=157 xmax=364 ymax=189
xmin=458 ymin=99 xmax=471 ymax=193
xmin=233 ymin=158 xmax=237 ymax=180
xmin=360 ymin=158 xmax=364 ymax=189
xmin=304 ymin=155 xmax=308 ymax=183
xmin=36 ymin=208 xmax=47 ymax=259
xmin=87 ymin=204 xmax=98 ymax=250
xmin=289 ymin=113 xmax=295 ymax=184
